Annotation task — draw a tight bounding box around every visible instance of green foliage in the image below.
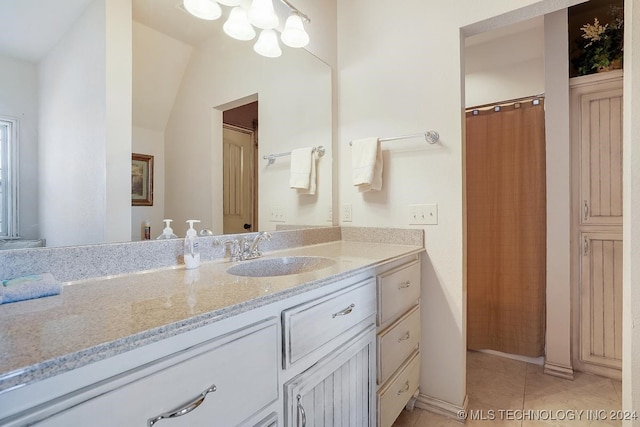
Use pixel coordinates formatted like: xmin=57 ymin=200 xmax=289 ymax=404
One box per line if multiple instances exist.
xmin=572 ymin=7 xmax=624 ymax=76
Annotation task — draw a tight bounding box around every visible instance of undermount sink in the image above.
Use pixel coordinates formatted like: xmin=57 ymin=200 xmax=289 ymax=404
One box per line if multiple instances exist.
xmin=226 ymin=256 xmax=336 ymax=277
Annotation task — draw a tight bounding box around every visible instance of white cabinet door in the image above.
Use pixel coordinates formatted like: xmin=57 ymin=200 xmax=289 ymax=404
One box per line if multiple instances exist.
xmin=284 ymin=326 xmax=376 ymax=427
xmin=36 ymin=319 xmax=279 ymax=427
xmin=580 ymin=231 xmax=623 ymax=370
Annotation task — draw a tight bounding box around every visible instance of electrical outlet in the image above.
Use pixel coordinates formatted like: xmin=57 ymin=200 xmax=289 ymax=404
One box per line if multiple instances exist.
xmin=409 ymin=203 xmax=438 ymax=225
xmin=342 ymin=204 xmax=353 ymax=222
xmin=269 ymin=206 xmax=286 ymax=222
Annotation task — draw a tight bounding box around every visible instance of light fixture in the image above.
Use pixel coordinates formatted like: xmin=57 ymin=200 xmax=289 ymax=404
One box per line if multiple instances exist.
xmin=247 ymin=0 xmax=279 ymax=29
xmin=224 ymin=6 xmax=256 ymax=40
xmin=253 ymin=29 xmax=282 ymax=58
xmin=184 ymin=0 xmax=222 ymax=20
xmin=183 ymin=0 xmax=311 ymax=57
xmin=280 ymin=12 xmax=309 ymax=48
xmin=216 ymin=0 xmax=242 ymax=5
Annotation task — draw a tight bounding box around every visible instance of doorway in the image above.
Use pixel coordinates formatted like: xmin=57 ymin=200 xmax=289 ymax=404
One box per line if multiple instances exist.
xmin=222 ymin=102 xmax=258 ymax=234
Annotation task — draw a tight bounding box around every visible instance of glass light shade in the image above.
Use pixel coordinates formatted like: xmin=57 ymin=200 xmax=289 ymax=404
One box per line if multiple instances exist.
xmin=184 ymin=0 xmax=222 ymax=20
xmin=281 ymin=13 xmax=309 ymax=48
xmin=223 ymin=7 xmax=256 ymax=40
xmin=216 ymin=0 xmax=242 ymax=5
xmin=247 ymin=0 xmax=279 ymax=29
xmin=253 ymin=29 xmax=282 ymax=58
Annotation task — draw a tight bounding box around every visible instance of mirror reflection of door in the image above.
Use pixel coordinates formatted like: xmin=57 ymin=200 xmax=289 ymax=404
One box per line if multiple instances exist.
xmin=222 ymin=122 xmax=257 ymax=234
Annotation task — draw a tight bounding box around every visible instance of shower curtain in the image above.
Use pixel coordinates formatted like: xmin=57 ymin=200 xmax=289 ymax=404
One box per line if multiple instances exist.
xmin=466 ymin=98 xmax=546 ymax=358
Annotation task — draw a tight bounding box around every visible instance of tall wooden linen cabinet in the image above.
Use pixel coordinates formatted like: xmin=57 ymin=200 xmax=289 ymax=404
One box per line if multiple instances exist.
xmin=570 ymin=69 xmax=623 ymax=380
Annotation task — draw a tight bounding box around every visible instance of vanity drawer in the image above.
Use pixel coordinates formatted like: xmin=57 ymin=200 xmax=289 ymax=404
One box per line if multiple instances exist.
xmin=283 ymin=278 xmax=376 ymax=367
xmin=37 ymin=320 xmax=279 ymax=427
xmin=377 ymin=350 xmax=420 ymax=427
xmin=378 ymin=260 xmax=421 ymax=327
xmin=378 ymin=304 xmax=420 ymax=385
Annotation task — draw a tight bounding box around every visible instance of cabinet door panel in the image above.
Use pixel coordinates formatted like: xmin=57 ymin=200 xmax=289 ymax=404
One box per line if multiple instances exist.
xmin=377 ymin=351 xmax=420 ymax=427
xmin=283 ymin=279 xmax=376 ymax=367
xmin=580 ymin=232 xmax=623 ymax=369
xmin=580 ymin=88 xmax=623 ymax=225
xmin=284 ymin=326 xmax=375 ymax=427
xmin=377 ymin=261 xmax=420 ymax=327
xmin=38 ymin=320 xmax=279 ymax=427
xmin=377 ymin=305 xmax=420 ymax=385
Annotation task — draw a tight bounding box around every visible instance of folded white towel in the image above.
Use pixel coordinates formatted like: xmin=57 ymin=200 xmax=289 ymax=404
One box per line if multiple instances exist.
xmin=1 ymin=273 xmax=62 ymax=304
xmin=351 ymin=137 xmax=383 ymax=192
xmin=289 ymin=147 xmax=317 ymax=195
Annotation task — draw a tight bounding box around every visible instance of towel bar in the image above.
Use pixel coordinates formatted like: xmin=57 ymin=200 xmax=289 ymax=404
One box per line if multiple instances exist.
xmin=263 ymin=146 xmax=325 ymax=164
xmin=349 ymin=131 xmax=439 ymax=146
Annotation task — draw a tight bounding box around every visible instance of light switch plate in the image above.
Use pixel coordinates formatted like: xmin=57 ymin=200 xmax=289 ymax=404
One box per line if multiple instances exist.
xmin=269 ymin=206 xmax=286 ymax=222
xmin=409 ymin=204 xmax=438 ymax=225
xmin=342 ymin=204 xmax=353 ymax=222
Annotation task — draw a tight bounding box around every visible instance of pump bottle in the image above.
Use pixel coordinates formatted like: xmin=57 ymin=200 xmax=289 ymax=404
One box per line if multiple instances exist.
xmin=184 ymin=220 xmax=201 ymax=269
xmin=157 ymin=219 xmax=178 ymax=239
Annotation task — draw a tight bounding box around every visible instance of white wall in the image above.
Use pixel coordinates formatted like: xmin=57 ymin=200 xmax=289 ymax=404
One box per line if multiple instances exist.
xmin=131 ymin=22 xmax=192 ymax=240
xmin=131 ymin=126 xmax=165 ymax=241
xmin=164 ymin=32 xmax=332 ymax=237
xmin=337 ymin=0 xmax=587 ymax=413
xmin=465 ymin=21 xmax=544 ymax=107
xmin=39 ymin=0 xmax=131 ymax=247
xmin=622 ymin=0 xmax=640 ymax=423
xmin=104 ymin=0 xmax=132 ymax=244
xmin=0 ymin=55 xmax=39 ymax=239
xmin=543 ymin=10 xmax=573 ymax=378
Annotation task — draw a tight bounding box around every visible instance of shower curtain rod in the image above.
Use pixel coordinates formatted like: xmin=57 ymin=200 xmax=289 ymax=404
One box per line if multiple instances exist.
xmin=466 ymin=93 xmax=545 ymax=112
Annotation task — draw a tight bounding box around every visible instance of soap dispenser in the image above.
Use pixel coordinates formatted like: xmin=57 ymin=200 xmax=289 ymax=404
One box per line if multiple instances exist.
xmin=184 ymin=220 xmax=201 ymax=269
xmin=157 ymin=219 xmax=178 ymax=239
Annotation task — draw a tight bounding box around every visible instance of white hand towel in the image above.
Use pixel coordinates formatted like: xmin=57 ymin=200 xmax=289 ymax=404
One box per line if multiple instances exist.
xmin=351 ymin=137 xmax=383 ymax=192
xmin=289 ymin=147 xmax=316 ymax=195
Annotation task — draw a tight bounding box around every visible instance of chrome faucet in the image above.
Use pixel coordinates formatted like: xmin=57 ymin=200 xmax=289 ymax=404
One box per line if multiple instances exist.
xmin=246 ymin=232 xmax=272 ymax=260
xmin=222 ymin=232 xmax=272 ymax=262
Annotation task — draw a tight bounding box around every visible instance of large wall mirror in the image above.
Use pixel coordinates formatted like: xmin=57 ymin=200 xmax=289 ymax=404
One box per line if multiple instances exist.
xmin=0 ymin=0 xmax=333 ymax=248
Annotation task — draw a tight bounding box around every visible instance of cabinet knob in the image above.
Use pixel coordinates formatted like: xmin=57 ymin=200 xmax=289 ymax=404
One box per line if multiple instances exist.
xmin=147 ymin=384 xmax=217 ymax=426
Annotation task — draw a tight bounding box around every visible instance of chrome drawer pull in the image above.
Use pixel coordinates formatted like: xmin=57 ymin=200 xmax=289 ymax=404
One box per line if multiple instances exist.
xmin=332 ymin=303 xmax=355 ymax=318
xmin=398 ymin=281 xmax=411 ymax=289
xmin=147 ymin=384 xmax=217 ymax=426
xmin=398 ymin=331 xmax=411 ymax=342
xmin=297 ymin=394 xmax=307 ymax=427
xmin=397 ymin=380 xmax=410 ymax=395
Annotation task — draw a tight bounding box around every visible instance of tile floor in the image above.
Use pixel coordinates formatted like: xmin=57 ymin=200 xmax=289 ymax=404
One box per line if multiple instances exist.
xmin=392 ymin=351 xmax=623 ymax=427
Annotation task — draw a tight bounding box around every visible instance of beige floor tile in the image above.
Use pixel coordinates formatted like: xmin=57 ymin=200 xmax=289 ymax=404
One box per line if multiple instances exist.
xmin=390 ymin=352 xmax=623 ymax=427
xmin=522 ymin=364 xmax=621 ymax=427
xmin=391 ymin=408 xmax=422 ymax=427
xmin=467 ymin=351 xmax=527 ymax=411
xmin=414 ymin=409 xmax=464 ymax=426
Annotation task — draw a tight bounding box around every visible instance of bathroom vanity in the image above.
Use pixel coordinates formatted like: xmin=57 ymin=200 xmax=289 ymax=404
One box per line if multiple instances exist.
xmin=0 ymin=229 xmax=423 ymax=426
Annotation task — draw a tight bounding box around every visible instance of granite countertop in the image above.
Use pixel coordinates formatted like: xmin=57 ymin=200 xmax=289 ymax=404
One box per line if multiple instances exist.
xmin=0 ymin=240 xmax=422 ymax=393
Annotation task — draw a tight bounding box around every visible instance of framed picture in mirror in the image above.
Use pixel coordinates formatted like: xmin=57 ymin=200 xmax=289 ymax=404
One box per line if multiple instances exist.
xmin=131 ymin=153 xmax=153 ymax=206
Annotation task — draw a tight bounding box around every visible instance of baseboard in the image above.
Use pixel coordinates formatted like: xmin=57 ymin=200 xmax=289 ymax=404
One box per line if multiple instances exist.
xmin=543 ymin=361 xmax=574 ymax=380
xmin=415 ymin=393 xmax=468 ymax=423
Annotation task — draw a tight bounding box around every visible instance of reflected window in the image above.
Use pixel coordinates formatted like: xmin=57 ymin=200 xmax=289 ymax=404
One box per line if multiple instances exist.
xmin=0 ymin=117 xmax=18 ymax=238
